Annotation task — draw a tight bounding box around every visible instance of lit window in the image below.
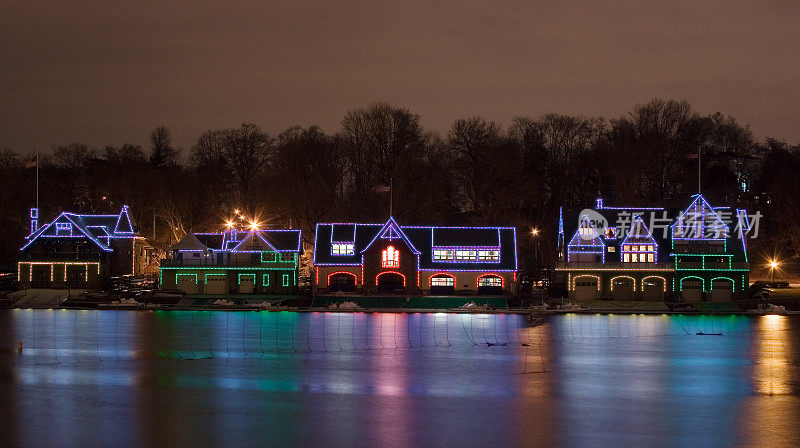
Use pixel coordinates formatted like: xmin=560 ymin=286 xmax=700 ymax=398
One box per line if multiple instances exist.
xmin=282 ymin=274 xmax=290 ymax=286
xmin=632 ymin=253 xmax=638 ymax=262
xmin=55 ymin=222 xmax=72 ymax=236
xmin=647 ymin=245 xmax=654 ymax=251
xmin=433 ymin=249 xmax=454 ymax=261
xmin=332 ymin=243 xmax=354 ymax=255
xmin=477 ymin=250 xmax=500 ymax=261
xmin=647 ymin=253 xmax=654 ymax=262
xmin=623 ymin=253 xmax=630 ymax=262
xmin=381 ymin=246 xmax=399 ymax=268
xmin=639 ymin=245 xmax=646 ymax=251
xmin=478 ymin=276 xmax=503 ymax=287
xmin=431 ymin=276 xmax=454 ymax=287
xmin=455 ymin=250 xmax=476 ymax=261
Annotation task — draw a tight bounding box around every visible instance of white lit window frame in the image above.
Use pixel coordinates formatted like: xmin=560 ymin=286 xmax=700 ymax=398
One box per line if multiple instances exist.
xmin=477 ymin=250 xmax=500 ymax=261
xmin=431 ymin=276 xmax=454 ymax=287
xmin=478 ymin=276 xmax=502 ymax=287
xmin=433 ymin=249 xmax=454 ymax=261
xmin=331 ymin=243 xmax=355 ymax=256
xmin=455 ymin=250 xmax=476 ymax=261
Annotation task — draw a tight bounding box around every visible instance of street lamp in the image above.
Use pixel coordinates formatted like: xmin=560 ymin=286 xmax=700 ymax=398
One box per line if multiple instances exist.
xmin=531 ymin=227 xmax=540 ymax=265
xmin=768 ymin=259 xmax=780 ymax=282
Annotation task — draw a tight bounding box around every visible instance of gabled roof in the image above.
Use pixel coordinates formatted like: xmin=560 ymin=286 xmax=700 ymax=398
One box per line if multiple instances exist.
xmin=314 ymin=220 xmax=518 ymax=271
xmin=622 ymin=216 xmax=657 ymax=246
xmin=671 ymin=194 xmax=729 ymax=239
xmin=360 ymin=217 xmax=420 ymax=255
xmin=114 ymin=206 xmax=135 ymax=234
xmin=568 ymin=216 xmax=604 ymax=247
xmin=171 ymin=233 xmax=209 ymax=251
xmin=176 ymin=229 xmax=302 ymax=253
xmin=21 ymin=206 xmax=141 ymax=253
xmin=231 ymin=230 xmax=279 ymax=252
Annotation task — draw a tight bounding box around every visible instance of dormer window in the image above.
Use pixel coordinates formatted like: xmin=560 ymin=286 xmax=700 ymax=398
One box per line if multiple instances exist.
xmin=382 ymin=245 xmax=399 ymax=268
xmin=55 ymin=222 xmax=73 ymax=236
xmin=622 ymin=245 xmax=656 ymax=263
xmin=332 ymin=243 xmax=354 ymax=256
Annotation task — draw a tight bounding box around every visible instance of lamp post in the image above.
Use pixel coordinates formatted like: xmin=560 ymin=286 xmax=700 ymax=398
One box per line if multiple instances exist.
xmin=531 ymin=228 xmax=540 ymax=265
xmin=769 ymin=259 xmax=779 ymax=283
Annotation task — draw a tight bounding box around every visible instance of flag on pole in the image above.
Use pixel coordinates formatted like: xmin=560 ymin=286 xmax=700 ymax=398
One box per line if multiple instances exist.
xmin=24 ymin=157 xmax=38 ymax=168
xmin=374 ymin=183 xmax=391 ymax=193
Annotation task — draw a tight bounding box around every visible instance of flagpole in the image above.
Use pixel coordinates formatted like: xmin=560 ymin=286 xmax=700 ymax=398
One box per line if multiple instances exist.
xmin=35 ymin=152 xmax=39 ymax=211
xmin=698 ymin=143 xmax=701 ymax=194
xmin=389 ymin=178 xmax=393 ymax=218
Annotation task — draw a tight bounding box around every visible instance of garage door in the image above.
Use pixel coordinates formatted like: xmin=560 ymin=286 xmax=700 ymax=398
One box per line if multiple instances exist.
xmin=238 ymin=274 xmax=255 ymax=293
xmin=611 ymin=277 xmax=634 ymax=300
xmin=329 ymin=273 xmax=356 ymax=292
xmin=574 ymin=277 xmax=599 ymax=301
xmin=681 ymin=279 xmax=703 ymax=302
xmin=66 ymin=265 xmax=87 ymax=288
xmin=711 ymin=279 xmax=733 ymax=302
xmin=430 ymin=275 xmax=455 ymax=295
xmin=377 ymin=272 xmax=405 ymax=292
xmin=477 ymin=275 xmax=503 ymax=295
xmin=31 ymin=265 xmax=51 ymax=288
xmin=176 ymin=275 xmax=198 ymax=294
xmin=205 ymin=275 xmax=228 ymax=295
xmin=642 ymin=278 xmax=665 ymax=302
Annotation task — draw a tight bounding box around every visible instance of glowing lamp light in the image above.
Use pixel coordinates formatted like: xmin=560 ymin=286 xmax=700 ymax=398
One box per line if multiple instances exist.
xmin=249 ymin=221 xmax=260 ymax=231
xmin=531 ymin=228 xmax=540 ymax=236
xmin=769 ymin=260 xmax=779 ymax=269
xmin=225 ymin=220 xmax=235 ymax=229
xmin=234 ymin=209 xmax=241 ymax=215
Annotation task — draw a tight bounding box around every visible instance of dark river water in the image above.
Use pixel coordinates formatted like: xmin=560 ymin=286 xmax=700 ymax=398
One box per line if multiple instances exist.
xmin=1 ymin=310 xmax=798 ymax=448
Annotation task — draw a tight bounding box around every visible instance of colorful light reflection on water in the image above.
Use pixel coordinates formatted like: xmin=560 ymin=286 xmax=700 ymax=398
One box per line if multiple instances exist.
xmin=0 ymin=311 xmax=798 ymax=447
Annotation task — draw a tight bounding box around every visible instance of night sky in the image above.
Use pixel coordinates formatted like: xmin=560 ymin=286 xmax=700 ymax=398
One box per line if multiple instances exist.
xmin=2 ymin=1 xmax=799 ymax=154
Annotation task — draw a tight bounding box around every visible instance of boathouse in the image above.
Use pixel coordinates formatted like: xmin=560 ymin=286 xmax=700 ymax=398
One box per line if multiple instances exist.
xmin=159 ymin=226 xmax=302 ymax=295
xmin=313 ymin=217 xmax=518 ymax=297
xmin=556 ymin=195 xmax=751 ymax=302
xmin=18 ymin=206 xmax=150 ymax=290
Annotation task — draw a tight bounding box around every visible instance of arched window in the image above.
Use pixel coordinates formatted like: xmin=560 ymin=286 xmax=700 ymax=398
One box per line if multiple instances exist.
xmin=382 ymin=245 xmax=399 ymax=268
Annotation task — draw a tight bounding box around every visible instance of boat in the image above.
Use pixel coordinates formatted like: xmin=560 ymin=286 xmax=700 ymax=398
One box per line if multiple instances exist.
xmin=746 ymin=303 xmax=787 ymax=315
xmin=557 ymin=302 xmax=585 ymax=312
xmin=337 ymin=301 xmax=360 ymax=310
xmin=696 ymin=332 xmax=723 ymax=336
xmin=101 ymin=298 xmax=144 ymax=309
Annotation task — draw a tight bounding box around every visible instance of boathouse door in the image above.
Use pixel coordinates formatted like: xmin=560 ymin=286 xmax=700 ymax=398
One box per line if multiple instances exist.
xmin=711 ymin=279 xmax=733 ymax=302
xmin=611 ymin=278 xmax=634 ymax=300
xmin=573 ymin=277 xmax=599 ymax=301
xmin=642 ymin=278 xmax=665 ymax=302
xmin=329 ymin=273 xmax=356 ymax=293
xmin=681 ymin=279 xmax=703 ymax=302
xmin=377 ymin=272 xmax=404 ymax=292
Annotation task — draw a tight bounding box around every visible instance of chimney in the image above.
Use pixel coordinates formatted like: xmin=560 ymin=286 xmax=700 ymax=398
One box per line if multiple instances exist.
xmin=29 ymin=208 xmax=38 ymax=234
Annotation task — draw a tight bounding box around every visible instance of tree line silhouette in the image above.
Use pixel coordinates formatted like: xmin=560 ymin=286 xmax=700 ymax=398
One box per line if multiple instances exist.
xmin=1 ymin=99 xmax=797 ymax=277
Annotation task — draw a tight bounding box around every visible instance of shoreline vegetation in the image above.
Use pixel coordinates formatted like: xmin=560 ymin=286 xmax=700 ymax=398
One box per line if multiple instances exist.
xmin=2 ymin=99 xmax=799 ymax=281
